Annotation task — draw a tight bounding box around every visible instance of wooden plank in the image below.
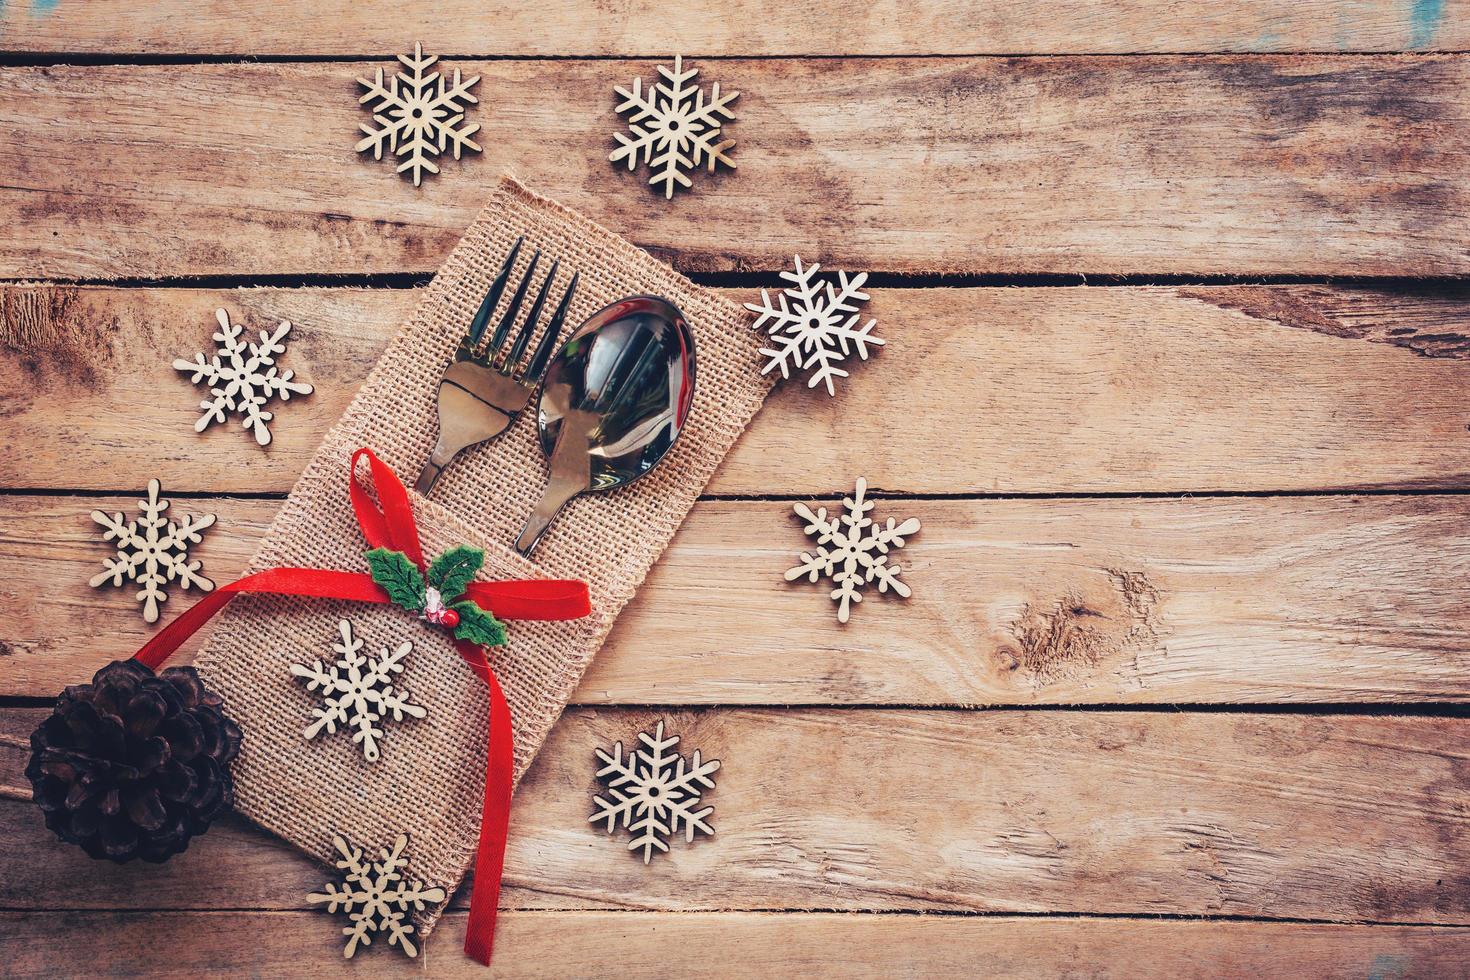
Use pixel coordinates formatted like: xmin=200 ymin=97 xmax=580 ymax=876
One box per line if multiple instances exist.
xmin=2 ymin=57 xmax=1467 ymax=278
xmin=5 ymin=284 xmax=1470 ymax=496
xmin=4 ymin=2 xmax=1469 ymax=57
xmin=3 ymin=707 xmax=1467 ymax=922
xmin=2 ymin=911 xmax=1466 ymax=979
xmin=4 ymin=492 xmax=1468 ymax=703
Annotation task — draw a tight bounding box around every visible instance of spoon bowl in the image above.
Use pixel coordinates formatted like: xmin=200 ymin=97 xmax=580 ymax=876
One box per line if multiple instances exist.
xmin=514 ymin=296 xmax=696 ymax=556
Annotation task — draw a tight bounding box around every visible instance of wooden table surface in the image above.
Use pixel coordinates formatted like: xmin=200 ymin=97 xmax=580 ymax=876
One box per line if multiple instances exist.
xmin=3 ymin=2 xmax=1470 ymax=977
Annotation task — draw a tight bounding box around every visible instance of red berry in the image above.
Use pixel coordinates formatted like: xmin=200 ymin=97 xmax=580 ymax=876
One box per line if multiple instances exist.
xmin=441 ymin=609 xmax=460 ymax=628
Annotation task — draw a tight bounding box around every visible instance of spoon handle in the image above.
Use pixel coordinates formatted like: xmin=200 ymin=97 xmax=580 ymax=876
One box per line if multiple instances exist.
xmin=514 ymin=427 xmax=590 ymax=557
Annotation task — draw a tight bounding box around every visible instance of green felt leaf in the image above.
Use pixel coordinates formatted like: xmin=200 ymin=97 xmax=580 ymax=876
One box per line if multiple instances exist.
xmin=452 ymin=601 xmax=508 ymax=648
xmin=427 ymin=545 xmax=484 ymax=601
xmin=365 ymin=548 xmax=425 ymax=613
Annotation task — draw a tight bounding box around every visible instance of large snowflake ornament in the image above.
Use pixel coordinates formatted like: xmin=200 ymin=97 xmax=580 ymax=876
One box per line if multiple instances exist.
xmin=610 ymin=55 xmax=738 ymax=199
xmin=308 ymin=832 xmax=446 ymax=959
xmin=590 ymin=720 xmax=720 ymax=863
xmin=356 ymin=42 xmax=482 ymax=186
xmin=744 ymin=256 xmax=885 ymax=396
xmin=785 ymin=478 xmax=920 ymax=623
xmin=174 ymin=308 xmax=313 ymax=447
xmin=289 ymin=619 xmax=427 ymax=763
xmin=89 ymin=479 xmax=216 ymax=623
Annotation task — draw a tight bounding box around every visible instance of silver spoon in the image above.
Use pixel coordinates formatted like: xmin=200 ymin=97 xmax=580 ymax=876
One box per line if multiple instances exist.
xmin=514 ymin=296 xmax=697 ymax=556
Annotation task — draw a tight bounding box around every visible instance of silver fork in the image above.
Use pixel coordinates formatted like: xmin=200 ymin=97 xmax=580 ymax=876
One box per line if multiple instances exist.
xmin=414 ymin=237 xmax=580 ymax=495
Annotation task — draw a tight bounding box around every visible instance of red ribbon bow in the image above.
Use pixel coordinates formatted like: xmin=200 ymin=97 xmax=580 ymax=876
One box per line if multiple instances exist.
xmin=134 ymin=447 xmax=591 ymax=967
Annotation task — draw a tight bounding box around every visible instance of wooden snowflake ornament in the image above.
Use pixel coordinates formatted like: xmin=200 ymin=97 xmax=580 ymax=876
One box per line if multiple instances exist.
xmin=356 ymin=42 xmax=482 ymax=186
xmin=289 ymin=620 xmax=427 ymax=763
xmin=590 ymin=720 xmax=720 ymax=863
xmin=610 ymin=55 xmax=738 ymax=198
xmin=174 ymin=308 xmax=313 ymax=447
xmin=786 ymin=478 xmax=920 ymax=623
xmin=745 ymin=256 xmax=885 ymax=396
xmin=89 ymin=480 xmax=215 ymax=623
xmin=308 ymin=832 xmax=446 ymax=959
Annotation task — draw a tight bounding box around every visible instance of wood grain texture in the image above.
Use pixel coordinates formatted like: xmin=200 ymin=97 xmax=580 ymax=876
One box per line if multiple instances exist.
xmin=3 ymin=707 xmax=1467 ymax=922
xmin=3 ymin=1 xmax=1468 ymax=56
xmin=2 ymin=911 xmax=1465 ymax=979
xmin=6 ymin=284 xmax=1470 ymax=496
xmin=3 ymin=56 xmax=1468 ymax=278
xmin=3 ymin=491 xmax=1467 ymax=703
xmin=4 ymin=6 xmax=1467 ymax=975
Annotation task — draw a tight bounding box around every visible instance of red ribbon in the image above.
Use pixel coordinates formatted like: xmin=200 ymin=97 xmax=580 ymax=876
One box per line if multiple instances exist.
xmin=134 ymin=447 xmax=591 ymax=967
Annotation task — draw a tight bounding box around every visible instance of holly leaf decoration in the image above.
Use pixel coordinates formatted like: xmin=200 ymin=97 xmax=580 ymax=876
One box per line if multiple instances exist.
xmin=427 ymin=545 xmax=484 ymax=602
xmin=365 ymin=548 xmax=426 ymax=613
xmin=452 ymin=600 xmax=508 ymax=648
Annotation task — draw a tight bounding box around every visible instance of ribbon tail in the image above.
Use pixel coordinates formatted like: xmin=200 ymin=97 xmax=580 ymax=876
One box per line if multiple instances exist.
xmin=134 ymin=568 xmax=391 ymax=671
xmin=459 ymin=639 xmax=514 ymax=966
xmin=463 ymin=579 xmax=591 ymax=621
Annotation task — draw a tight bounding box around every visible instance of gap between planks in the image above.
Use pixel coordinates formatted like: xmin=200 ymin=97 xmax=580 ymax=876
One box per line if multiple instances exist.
xmin=4 ymin=911 xmax=1467 ymax=979
xmin=1 ymin=707 xmax=1467 ymax=925
xmin=10 ymin=273 xmax=1470 ymax=290
xmin=5 ymin=492 xmax=1470 ymax=704
xmin=2 ymin=0 xmax=1467 ymax=56
xmin=4 ymin=284 xmax=1470 ymax=496
xmin=3 ymin=56 xmax=1469 ymax=277
xmin=8 ymin=51 xmax=1470 ymax=67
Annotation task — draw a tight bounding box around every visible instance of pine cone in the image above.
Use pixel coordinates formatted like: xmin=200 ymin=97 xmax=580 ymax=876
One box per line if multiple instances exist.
xmin=25 ymin=659 xmax=243 ymax=863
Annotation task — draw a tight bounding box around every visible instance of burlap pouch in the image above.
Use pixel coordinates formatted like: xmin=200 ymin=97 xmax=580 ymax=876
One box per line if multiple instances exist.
xmin=194 ymin=175 xmax=771 ymax=938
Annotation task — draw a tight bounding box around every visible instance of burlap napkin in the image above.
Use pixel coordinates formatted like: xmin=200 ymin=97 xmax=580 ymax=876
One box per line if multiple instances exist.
xmin=195 ymin=175 xmax=771 ymax=937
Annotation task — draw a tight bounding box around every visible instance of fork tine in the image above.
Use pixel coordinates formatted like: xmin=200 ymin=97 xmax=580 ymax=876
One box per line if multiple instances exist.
xmin=505 ymin=258 xmax=559 ymax=372
xmin=466 ymin=236 xmax=522 ymax=347
xmin=525 ymin=271 xmax=579 ymax=382
xmin=487 ymin=249 xmax=540 ymax=359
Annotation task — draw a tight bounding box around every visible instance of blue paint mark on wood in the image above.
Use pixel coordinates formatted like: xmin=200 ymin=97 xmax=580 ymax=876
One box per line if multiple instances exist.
xmin=32 ymin=0 xmax=60 ymax=13
xmin=1411 ymin=0 xmax=1445 ymax=49
xmin=1368 ymin=952 xmax=1407 ymax=980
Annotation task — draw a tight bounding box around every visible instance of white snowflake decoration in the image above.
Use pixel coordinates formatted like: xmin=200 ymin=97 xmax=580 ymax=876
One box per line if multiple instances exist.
xmin=610 ymin=55 xmax=738 ymax=199
xmin=289 ymin=619 xmax=427 ymax=763
xmin=590 ymin=720 xmax=720 ymax=863
xmin=308 ymin=832 xmax=446 ymax=959
xmin=745 ymin=256 xmax=885 ymax=396
xmin=173 ymin=308 xmax=313 ymax=447
xmin=89 ymin=479 xmax=216 ymax=624
xmin=356 ymin=42 xmax=482 ymax=186
xmin=785 ymin=478 xmax=920 ymax=623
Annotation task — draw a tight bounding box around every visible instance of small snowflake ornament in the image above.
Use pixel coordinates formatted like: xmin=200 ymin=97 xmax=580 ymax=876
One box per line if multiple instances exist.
xmin=88 ymin=479 xmax=216 ymax=623
xmin=308 ymin=832 xmax=446 ymax=959
xmin=786 ymin=478 xmax=920 ymax=623
xmin=745 ymin=256 xmax=885 ymax=396
xmin=174 ymin=308 xmax=313 ymax=447
xmin=610 ymin=55 xmax=738 ymax=199
xmin=590 ymin=720 xmax=720 ymax=863
xmin=356 ymin=42 xmax=482 ymax=186
xmin=289 ymin=619 xmax=427 ymax=763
